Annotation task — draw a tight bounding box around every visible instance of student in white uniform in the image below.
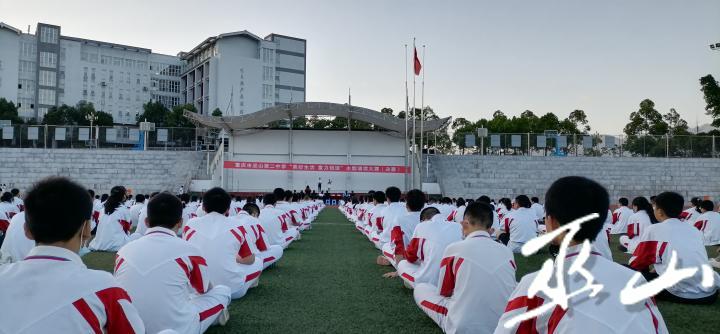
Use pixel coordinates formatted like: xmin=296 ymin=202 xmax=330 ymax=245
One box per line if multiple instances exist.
xmin=496 ymin=176 xmax=668 ymax=334
xmin=233 ymin=202 xmax=283 ymax=269
xmin=629 ymin=191 xmax=720 ymax=304
xmin=375 ymin=186 xmax=407 ymax=250
xmin=380 ymin=189 xmax=425 ymax=271
xmin=498 ymin=195 xmax=538 ymax=253
xmin=530 ymin=196 xmax=545 ymax=222
xmin=619 ymin=197 xmax=657 ymax=253
xmin=0 ymin=212 xmax=34 ymax=264
xmin=258 ymin=193 xmax=296 ymax=249
xmin=414 ymin=201 xmax=516 ymax=334
xmin=449 ymin=198 xmax=466 ymax=223
xmin=115 ymin=193 xmax=231 ymax=333
xmin=183 ymin=188 xmax=263 ymax=299
xmin=89 ymin=186 xmax=132 ymax=252
xmin=364 ymin=191 xmax=387 ymax=239
xmin=0 ymin=177 xmax=145 ymax=333
xmin=128 ymin=194 xmax=146 ymax=229
xmin=11 ymin=188 xmax=24 ymax=212
xmin=691 ymin=200 xmax=720 ymax=246
xmin=0 ymin=192 xmax=18 ymax=232
xmin=610 ymin=197 xmax=634 ymax=234
xmin=398 ymin=206 xmax=463 ymax=289
xmin=680 ymin=197 xmax=702 ymax=222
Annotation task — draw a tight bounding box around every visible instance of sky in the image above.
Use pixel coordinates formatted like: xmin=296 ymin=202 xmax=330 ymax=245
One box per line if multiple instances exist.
xmin=1 ymin=0 xmax=719 ymax=134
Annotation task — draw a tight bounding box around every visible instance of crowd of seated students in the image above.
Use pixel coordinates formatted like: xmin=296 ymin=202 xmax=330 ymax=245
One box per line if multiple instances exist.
xmin=0 ymin=179 xmax=323 ymax=333
xmin=342 ymin=179 xmax=720 ymax=333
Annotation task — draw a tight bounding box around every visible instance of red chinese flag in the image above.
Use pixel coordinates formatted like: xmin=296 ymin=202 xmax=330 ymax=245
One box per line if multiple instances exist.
xmin=414 ymin=47 xmax=422 ymax=75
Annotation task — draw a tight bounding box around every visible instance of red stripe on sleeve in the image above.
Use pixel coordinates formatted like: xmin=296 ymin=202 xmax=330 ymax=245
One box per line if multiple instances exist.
xmin=627 ymin=224 xmax=636 ymax=239
xmin=95 ymin=287 xmax=136 ymax=334
xmin=0 ymin=219 xmax=8 ymax=233
xmin=114 ymin=257 xmax=125 ymax=273
xmin=239 ymin=239 xmax=253 ymax=258
xmin=245 ymin=270 xmax=262 ymax=282
xmin=547 ymin=305 xmax=567 ymax=334
xmin=504 ymin=218 xmax=512 ymax=233
xmin=405 ymin=238 xmax=421 ymax=263
xmin=199 ymin=304 xmax=225 ymax=321
xmin=72 ymin=298 xmax=102 ymax=334
xmin=630 ymin=241 xmax=659 ymax=271
xmin=255 ymin=227 xmax=269 ymax=251
xmin=185 ymin=229 xmax=196 ymax=241
xmin=644 ymin=302 xmax=660 ymax=334
xmin=420 ymin=300 xmax=448 ymax=315
xmin=119 ymin=220 xmax=131 ymax=234
xmin=439 ymin=256 xmax=456 ymax=297
xmin=188 ymin=256 xmax=208 ymax=294
xmin=391 ymin=226 xmax=405 ymax=256
xmin=658 ymin=242 xmax=667 ymax=259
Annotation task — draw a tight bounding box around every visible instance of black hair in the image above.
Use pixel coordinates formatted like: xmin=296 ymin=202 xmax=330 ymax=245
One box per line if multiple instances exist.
xmin=441 ymin=197 xmax=452 ymax=205
xmin=654 ymin=192 xmax=684 ymax=218
xmin=499 ymin=198 xmax=512 ymax=210
xmin=88 ymin=189 xmax=95 ymax=198
xmin=420 ymin=206 xmax=440 ymax=221
xmin=386 ymin=186 xmax=401 ymax=203
xmin=243 ymin=202 xmax=261 ymax=216
xmin=373 ymin=191 xmax=387 ymax=203
xmin=456 ymin=197 xmax=465 ymax=207
xmin=202 ymin=187 xmax=231 ymax=214
xmin=406 ymin=189 xmax=426 ymax=212
xmin=619 ymin=197 xmax=629 ymax=206
xmin=104 ymin=186 xmax=126 ymax=215
xmin=25 ymin=177 xmax=92 ymax=244
xmin=190 ymin=195 xmax=198 ymax=202
xmin=632 ymin=197 xmax=658 ymax=224
xmin=273 ymin=188 xmax=285 ymax=200
xmin=701 ymin=200 xmax=715 ymax=212
xmin=477 ymin=195 xmax=491 ymax=204
xmin=135 ymin=194 xmax=146 ymax=203
xmin=531 ymin=196 xmax=539 ymax=203
xmin=147 ymin=193 xmax=183 ymax=229
xmin=284 ymin=190 xmax=293 ymax=201
xmin=179 ymin=193 xmax=190 ymax=204
xmin=1 ymin=192 xmax=12 ymax=203
xmin=263 ymin=193 xmax=278 ymax=206
xmin=464 ymin=202 xmax=494 ymax=229
xmin=544 ymin=176 xmax=609 ymax=242
xmin=515 ymin=195 xmax=532 ymax=208
xmin=100 ymin=194 xmax=109 ymax=202
xmin=11 ymin=188 xmax=19 ymax=196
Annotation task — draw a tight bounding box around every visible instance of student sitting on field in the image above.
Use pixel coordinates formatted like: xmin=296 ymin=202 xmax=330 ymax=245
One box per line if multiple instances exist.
xmin=89 ymin=186 xmax=132 ymax=252
xmin=629 ymin=191 xmax=720 ymax=304
xmin=398 ymin=206 xmax=462 ymax=289
xmin=497 ymin=195 xmax=538 ymax=253
xmin=0 ymin=177 xmax=145 ymax=333
xmin=618 ymin=197 xmax=657 ymax=253
xmin=690 ymin=200 xmax=720 ymax=247
xmin=183 ymin=188 xmax=263 ymax=299
xmin=496 ymin=176 xmax=668 ymax=333
xmin=379 ymin=189 xmax=425 ymax=271
xmin=0 ymin=211 xmax=34 ymax=264
xmin=115 ymin=193 xmax=231 ymax=333
xmin=259 ymin=193 xmax=296 ymax=249
xmin=232 ymin=202 xmax=283 ymax=269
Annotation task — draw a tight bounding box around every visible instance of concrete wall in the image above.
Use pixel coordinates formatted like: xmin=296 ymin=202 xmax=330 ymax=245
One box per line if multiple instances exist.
xmin=431 ymin=155 xmax=720 ymax=201
xmin=224 ymin=129 xmax=407 ymax=193
xmin=0 ymin=148 xmax=204 ymax=195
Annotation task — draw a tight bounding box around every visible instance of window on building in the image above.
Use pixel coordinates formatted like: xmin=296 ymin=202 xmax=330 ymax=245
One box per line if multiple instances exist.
xmin=39 ymin=89 xmax=56 ymax=105
xmin=20 ymin=60 xmax=36 ymax=73
xmin=39 ymin=52 xmax=58 ymax=68
xmin=40 ymin=26 xmax=59 ymax=44
xmin=39 ymin=70 xmax=57 ymax=87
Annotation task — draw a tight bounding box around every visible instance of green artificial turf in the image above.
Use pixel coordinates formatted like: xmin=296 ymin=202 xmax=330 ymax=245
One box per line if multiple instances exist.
xmin=83 ymin=209 xmax=720 ymax=333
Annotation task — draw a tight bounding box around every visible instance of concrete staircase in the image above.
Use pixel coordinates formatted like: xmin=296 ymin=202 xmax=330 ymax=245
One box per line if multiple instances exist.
xmin=0 ymin=148 xmax=205 ymax=195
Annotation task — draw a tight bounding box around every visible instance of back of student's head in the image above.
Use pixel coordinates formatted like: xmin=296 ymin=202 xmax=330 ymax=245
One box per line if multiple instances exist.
xmin=263 ymin=193 xmax=278 ymax=206
xmin=619 ymin=197 xmax=629 ymax=206
xmin=273 ymin=188 xmax=285 ymax=200
xmin=243 ymin=202 xmax=261 ymax=216
xmin=456 ymin=197 xmax=465 ymax=207
xmin=88 ymin=189 xmax=95 ymax=199
xmin=190 ymin=195 xmax=198 ymax=202
xmin=515 ymin=195 xmax=532 ymax=209
xmin=701 ymin=200 xmax=715 ymax=212
xmin=104 ymin=186 xmax=127 ymax=215
xmin=25 ymin=177 xmax=92 ymax=244
xmin=464 ymin=202 xmax=494 ymax=229
xmin=1 ymin=192 xmax=12 ymax=203
xmin=632 ymin=196 xmax=658 ymax=224
xmin=420 ymin=206 xmax=440 ymax=221
xmin=11 ymin=188 xmax=19 ymax=196
xmin=499 ymin=198 xmax=512 ymax=210
xmin=284 ymin=190 xmax=293 ymax=201
xmin=691 ymin=197 xmax=702 ymax=208
xmin=101 ymin=193 xmax=109 ymax=202
xmin=441 ymin=197 xmax=452 ymax=205
xmin=373 ymin=191 xmax=386 ymax=203
xmin=386 ymin=186 xmax=401 ymax=203
xmin=406 ymin=189 xmax=426 ymax=212
xmin=531 ymin=196 xmax=539 ymax=204
xmin=202 ymin=187 xmax=231 ymax=214
xmin=477 ymin=195 xmax=491 ymax=204
xmin=545 ymin=176 xmax=609 ymax=242
xmin=147 ymin=193 xmax=182 ymax=229
xmin=654 ymin=192 xmax=684 ymax=219
xmin=135 ymin=194 xmax=145 ymax=203
xmin=179 ymin=193 xmax=190 ymax=204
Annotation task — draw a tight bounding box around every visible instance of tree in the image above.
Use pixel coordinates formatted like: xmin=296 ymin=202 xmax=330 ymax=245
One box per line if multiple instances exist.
xmin=663 ymin=108 xmax=689 ymax=135
xmin=211 ymin=108 xmax=223 ymax=117
xmin=700 ymin=75 xmax=720 ymax=127
xmin=136 ymin=101 xmax=169 ymax=125
xmin=0 ymin=98 xmax=23 ymax=124
xmin=166 ymin=104 xmax=196 ymax=127
xmin=562 ymin=109 xmax=590 ymax=134
xmin=623 ymin=99 xmax=668 ymax=136
xmin=42 ymin=103 xmax=113 ymax=126
xmin=380 ymin=107 xmax=393 ymax=116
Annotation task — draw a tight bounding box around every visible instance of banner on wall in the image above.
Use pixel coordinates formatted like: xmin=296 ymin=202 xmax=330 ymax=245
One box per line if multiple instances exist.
xmin=224 ymin=161 xmax=410 ymax=174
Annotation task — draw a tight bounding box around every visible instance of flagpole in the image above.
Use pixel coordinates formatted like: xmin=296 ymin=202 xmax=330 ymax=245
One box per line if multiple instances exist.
xmin=420 ymin=44 xmax=425 ymax=186
xmin=404 ymin=43 xmax=409 ymax=192
xmin=411 ymin=38 xmax=417 ymax=189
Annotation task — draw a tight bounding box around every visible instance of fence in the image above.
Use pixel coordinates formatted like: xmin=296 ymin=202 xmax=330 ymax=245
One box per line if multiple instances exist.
xmin=455 ymin=133 xmax=720 ymax=158
xmin=0 ymin=125 xmax=212 ymax=151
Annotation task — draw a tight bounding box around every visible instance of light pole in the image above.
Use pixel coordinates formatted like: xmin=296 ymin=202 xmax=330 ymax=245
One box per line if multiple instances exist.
xmin=85 ymin=110 xmax=97 ymax=148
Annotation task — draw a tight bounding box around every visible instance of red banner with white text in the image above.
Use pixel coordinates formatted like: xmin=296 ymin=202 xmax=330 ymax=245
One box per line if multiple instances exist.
xmin=223 ymin=161 xmax=410 ymax=174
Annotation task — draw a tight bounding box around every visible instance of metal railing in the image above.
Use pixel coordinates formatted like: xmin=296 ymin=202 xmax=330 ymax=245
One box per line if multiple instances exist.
xmin=452 ymin=133 xmax=720 ymax=158
xmin=0 ymin=124 xmax=211 ymax=151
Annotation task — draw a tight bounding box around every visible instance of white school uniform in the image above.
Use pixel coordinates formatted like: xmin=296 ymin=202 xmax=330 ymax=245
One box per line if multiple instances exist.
xmin=232 ymin=212 xmax=283 ymax=269
xmin=259 ymin=205 xmax=297 ymax=249
xmin=502 ymin=207 xmax=538 ymax=253
xmin=531 ymin=202 xmax=545 ymax=221
xmin=0 ymin=246 xmax=145 ymax=333
xmin=610 ymin=205 xmax=634 ymax=234
xmin=89 ymin=207 xmax=132 ymax=252
xmin=452 ymin=205 xmax=466 ymax=223
xmin=92 ymin=199 xmax=103 ymax=230
xmin=229 ymin=200 xmax=243 ymax=217
xmin=629 ymin=218 xmax=720 ymax=299
xmin=0 ymin=212 xmax=34 ymax=264
xmin=496 ymin=245 xmax=667 ymax=334
xmin=619 ymin=210 xmax=653 ymax=253
xmin=0 ymin=201 xmax=18 ymax=232
xmin=680 ymin=207 xmax=700 ymax=222
xmin=115 ymin=227 xmax=231 ymax=334
xmin=691 ymin=210 xmax=720 ymax=246
xmin=414 ymin=230 xmax=516 ymax=334
xmin=376 ymin=202 xmax=408 ymax=249
xmin=12 ymin=196 xmax=24 ymax=212
xmin=183 ymin=212 xmax=263 ymax=299
xmin=382 ymin=211 xmax=421 ymax=268
xmin=128 ymin=202 xmax=145 ymax=229
xmin=398 ymin=215 xmax=463 ymax=288
xmin=364 ymin=203 xmax=386 ymax=238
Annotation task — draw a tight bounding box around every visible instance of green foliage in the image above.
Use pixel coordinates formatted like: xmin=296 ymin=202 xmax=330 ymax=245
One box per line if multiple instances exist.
xmin=0 ymin=98 xmax=24 ymax=124
xmin=211 ymin=108 xmax=223 ymax=117
xmin=700 ymin=75 xmax=720 ymax=127
xmin=42 ymin=102 xmax=114 ymax=126
xmin=136 ymin=102 xmax=196 ymax=127
xmin=380 ymin=107 xmax=393 ymax=116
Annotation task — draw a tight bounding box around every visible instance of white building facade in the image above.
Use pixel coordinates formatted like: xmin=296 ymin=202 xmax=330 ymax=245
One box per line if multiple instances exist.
xmin=0 ymin=23 xmax=305 ymax=123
